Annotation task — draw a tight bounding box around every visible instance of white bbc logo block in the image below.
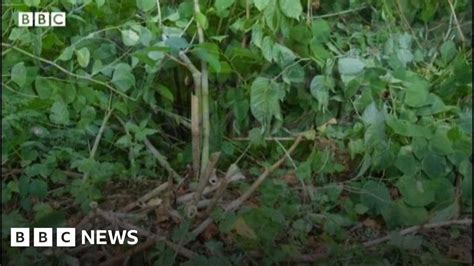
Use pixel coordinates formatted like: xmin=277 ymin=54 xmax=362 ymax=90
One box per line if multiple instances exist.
xmin=34 ymin=12 xmax=50 ymax=27
xmin=56 ymin=228 xmax=76 ymax=247
xmin=18 ymin=12 xmax=33 ymax=27
xmin=18 ymin=12 xmax=66 ymax=27
xmin=10 ymin=228 xmax=30 ymax=247
xmin=33 ymin=228 xmax=53 ymax=247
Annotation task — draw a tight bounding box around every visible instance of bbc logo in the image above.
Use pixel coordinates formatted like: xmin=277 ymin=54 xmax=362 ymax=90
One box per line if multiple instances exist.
xmin=11 ymin=228 xmax=139 ymax=247
xmin=11 ymin=228 xmax=75 ymax=247
xmin=18 ymin=12 xmax=66 ymax=27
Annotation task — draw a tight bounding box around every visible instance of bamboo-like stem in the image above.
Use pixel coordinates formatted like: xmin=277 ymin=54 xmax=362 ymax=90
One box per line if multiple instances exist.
xmin=191 ymin=95 xmax=201 ymax=175
xmin=192 ymin=0 xmax=210 ymax=178
xmin=178 ymin=51 xmax=202 ymax=177
xmin=187 ymin=152 xmax=221 ymax=217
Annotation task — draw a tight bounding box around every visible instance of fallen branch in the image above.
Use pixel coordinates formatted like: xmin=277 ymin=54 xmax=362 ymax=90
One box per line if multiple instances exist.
xmin=363 ymin=218 xmax=472 ymax=247
xmin=94 ymin=207 xmax=197 ymax=265
xmin=189 ymin=136 xmax=303 ymax=240
xmin=120 ymin=181 xmax=169 ymax=212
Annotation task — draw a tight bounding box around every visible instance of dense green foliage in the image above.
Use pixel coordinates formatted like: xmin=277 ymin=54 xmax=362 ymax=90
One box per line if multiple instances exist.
xmin=2 ymin=0 xmax=472 ymax=265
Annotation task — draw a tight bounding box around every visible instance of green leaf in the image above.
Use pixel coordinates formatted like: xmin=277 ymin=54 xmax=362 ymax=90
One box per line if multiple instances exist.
xmin=440 ymin=40 xmax=456 ymax=64
xmin=279 ymin=0 xmax=302 ymax=19
xmin=395 ymin=153 xmax=419 ymax=176
xmin=96 ymin=0 xmax=105 ymax=7
xmin=24 ymin=0 xmax=40 ymax=7
xmin=250 ymin=77 xmax=282 ymax=130
xmin=338 ymin=58 xmax=365 ymax=75
xmin=360 ymin=180 xmax=392 ymax=215
xmin=312 ymin=19 xmax=331 ymax=43
xmin=422 ymin=153 xmax=446 ymax=178
xmin=112 ymin=63 xmax=135 ymax=92
xmin=396 ymin=176 xmax=435 ymax=207
xmin=404 ymin=79 xmax=430 ymax=107
xmin=254 ymin=0 xmax=270 ymax=11
xmin=35 ymin=77 xmax=57 ymax=99
xmin=386 ymin=116 xmax=431 ymax=137
xmin=215 ymin=0 xmax=235 ymax=12
xmin=75 ymin=47 xmax=90 ymax=68
xmin=49 ymin=100 xmax=70 ymax=125
xmin=261 ymin=36 xmax=274 ymax=62
xmin=195 ymin=12 xmax=208 ymax=30
xmin=29 ymin=179 xmax=48 ymax=198
xmin=121 ymin=29 xmax=140 ymax=46
xmin=310 ymin=75 xmax=333 ymax=111
xmin=11 ymin=62 xmax=27 ymax=87
xmin=58 ymin=46 xmax=74 ymax=61
xmin=157 ymin=85 xmax=174 ymax=102
xmin=136 ymin=0 xmax=156 ymax=11
xmin=194 ymin=43 xmax=221 ymax=73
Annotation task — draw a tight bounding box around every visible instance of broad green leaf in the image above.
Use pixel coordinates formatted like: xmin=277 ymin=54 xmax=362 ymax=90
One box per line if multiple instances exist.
xmin=422 ymin=153 xmax=446 ymax=178
xmin=279 ymin=0 xmax=302 ymax=19
xmin=194 ymin=43 xmax=221 ymax=73
xmin=282 ymin=63 xmax=305 ymax=84
xmin=440 ymin=40 xmax=456 ymax=64
xmin=75 ymin=47 xmax=90 ymax=68
xmin=157 ymin=85 xmax=174 ymax=102
xmin=96 ymin=0 xmax=105 ymax=7
xmin=11 ymin=62 xmax=27 ymax=87
xmin=398 ymin=72 xmax=430 ymax=107
xmin=430 ymin=203 xmax=458 ymax=222
xmin=386 ymin=116 xmax=431 ymax=137
xmin=50 ymin=100 xmax=70 ymax=125
xmin=250 ymin=77 xmax=282 ymax=130
xmin=261 ymin=36 xmax=273 ymax=62
xmin=136 ymin=0 xmax=156 ymax=11
xmin=395 ymin=153 xmax=419 ymax=176
xmin=312 ymin=19 xmax=331 ymax=43
xmin=29 ymin=179 xmax=48 ymax=198
xmin=429 ymin=133 xmax=454 ymax=155
xmin=310 ymin=75 xmax=333 ymax=111
xmin=272 ymin=43 xmax=296 ymax=66
xmin=361 ymin=102 xmax=385 ymax=126
xmin=195 ymin=12 xmax=208 ymax=30
xmin=24 ymin=0 xmax=40 ymax=7
xmin=338 ymin=58 xmax=365 ymax=75
xmin=112 ymin=63 xmax=135 ymax=92
xmin=58 ymin=46 xmax=74 ymax=61
xmin=360 ymin=180 xmax=391 ymax=215
xmin=251 ymin=25 xmax=263 ymax=48
xmin=396 ymin=176 xmax=435 ymax=207
xmin=254 ymin=0 xmax=270 ymax=11
xmin=35 ymin=77 xmax=58 ymax=99
xmin=121 ymin=29 xmax=140 ymax=46
xmin=215 ymin=0 xmax=235 ymax=12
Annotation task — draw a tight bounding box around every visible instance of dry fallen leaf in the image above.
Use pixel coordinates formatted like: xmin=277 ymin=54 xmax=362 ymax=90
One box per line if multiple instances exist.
xmin=234 ymin=217 xmax=257 ymax=239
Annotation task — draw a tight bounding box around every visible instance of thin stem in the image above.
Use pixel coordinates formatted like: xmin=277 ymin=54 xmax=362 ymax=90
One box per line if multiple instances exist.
xmin=83 ymin=100 xmax=114 ymax=182
xmin=447 ymin=0 xmax=466 ymax=43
